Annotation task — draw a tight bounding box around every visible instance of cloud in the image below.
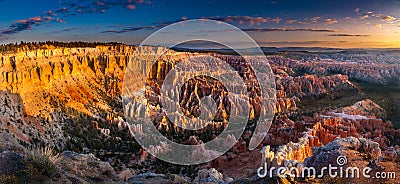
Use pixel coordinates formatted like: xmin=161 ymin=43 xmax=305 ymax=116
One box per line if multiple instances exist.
xmin=55 ymin=7 xmax=70 ymax=14
xmin=241 ymin=28 xmax=338 ymax=32
xmin=256 ymin=40 xmax=397 ymax=48
xmin=324 ymin=18 xmax=338 ymax=25
xmin=285 ymin=16 xmax=341 ymax=25
xmin=135 ymin=0 xmax=145 ymax=4
xmin=125 ymin=4 xmax=136 ymax=10
xmin=1 ymin=15 xmax=52 ymax=35
xmin=102 ymin=22 xmax=339 ymax=34
xmin=360 ymin=15 xmax=369 ymax=20
xmin=297 ymin=21 xmax=310 ymax=25
xmin=286 ymin=19 xmax=297 ymax=24
xmin=360 ymin=11 xmax=375 ymax=19
xmin=344 ymin=17 xmax=356 ymax=21
xmin=101 ymin=26 xmax=156 ymax=33
xmin=101 ymin=16 xmax=279 ymax=33
xmin=101 ymin=15 xmax=343 ymax=35
xmin=28 ymin=17 xmax=43 ymax=21
xmin=382 ymin=15 xmax=396 ymax=21
xmin=355 ymin=8 xmax=360 ymax=13
xmin=283 ymin=17 xmax=339 ymax=25
xmin=103 ymin=16 xmax=283 ymax=34
xmin=374 ymin=24 xmax=382 ymax=28
xmin=257 ymin=40 xmax=351 ymax=45
xmin=209 ymin=16 xmax=281 ymax=26
xmin=271 ymin=17 xmax=282 ymax=24
xmin=371 ymin=13 xmax=383 ymax=18
xmin=309 ymin=16 xmax=321 ymax=23
xmin=327 ymin=34 xmax=371 ymax=37
xmin=43 ymin=10 xmax=56 ymax=16
xmin=60 ymin=0 xmax=149 ymax=14
xmin=359 ymin=10 xmax=397 ymax=22
xmin=0 ymin=0 xmax=153 ymax=36
xmin=1 ymin=22 xmax=34 ymax=35
xmin=54 ymin=18 xmax=66 ymax=23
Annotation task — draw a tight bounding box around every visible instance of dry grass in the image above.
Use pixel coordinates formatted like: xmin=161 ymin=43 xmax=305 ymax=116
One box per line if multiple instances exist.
xmin=35 ymin=146 xmax=61 ymax=164
xmin=23 ymin=146 xmax=61 ymax=182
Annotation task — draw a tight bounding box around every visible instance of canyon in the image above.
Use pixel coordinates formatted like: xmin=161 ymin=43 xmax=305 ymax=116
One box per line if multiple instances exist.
xmin=268 ymin=54 xmax=400 ymax=84
xmin=0 ymin=43 xmax=399 ymax=183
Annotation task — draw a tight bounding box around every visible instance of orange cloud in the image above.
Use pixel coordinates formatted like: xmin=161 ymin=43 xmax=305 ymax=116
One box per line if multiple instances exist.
xmin=327 ymin=34 xmax=370 ymax=37
xmin=310 ymin=16 xmax=321 ymax=23
xmin=360 ymin=15 xmax=369 ymax=19
xmin=213 ymin=16 xmax=274 ymax=26
xmin=271 ymin=17 xmax=282 ymax=24
xmin=241 ymin=28 xmax=338 ymax=32
xmin=374 ymin=23 xmax=382 ymax=28
xmin=125 ymin=4 xmax=136 ymax=10
xmin=371 ymin=13 xmax=383 ymax=18
xmin=324 ymin=18 xmax=338 ymax=25
xmin=28 ymin=17 xmax=42 ymax=21
xmin=16 ymin=19 xmax=28 ymax=23
xmin=286 ymin=20 xmax=297 ymax=24
xmin=382 ymin=15 xmax=396 ymax=21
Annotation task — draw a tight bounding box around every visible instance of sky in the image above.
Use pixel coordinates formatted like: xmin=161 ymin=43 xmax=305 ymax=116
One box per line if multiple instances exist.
xmin=0 ymin=0 xmax=399 ymax=48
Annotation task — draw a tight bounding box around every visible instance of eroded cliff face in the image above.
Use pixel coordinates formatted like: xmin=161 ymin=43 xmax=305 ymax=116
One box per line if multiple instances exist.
xmin=0 ymin=45 xmax=140 ymax=148
xmin=0 ymin=45 xmax=236 ymax=149
xmin=0 ymin=45 xmax=135 ymax=117
xmin=0 ymin=45 xmax=270 ymax=148
xmin=137 ymin=54 xmax=271 ymax=133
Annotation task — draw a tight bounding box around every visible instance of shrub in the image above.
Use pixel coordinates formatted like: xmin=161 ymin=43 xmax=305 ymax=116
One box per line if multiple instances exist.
xmin=23 ymin=147 xmax=60 ymax=182
xmin=0 ymin=174 xmax=18 ymax=183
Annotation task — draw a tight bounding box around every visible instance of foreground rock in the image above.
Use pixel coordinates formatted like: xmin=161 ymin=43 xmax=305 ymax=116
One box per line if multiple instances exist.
xmin=259 ymin=137 xmax=400 ymax=184
xmin=127 ymin=173 xmax=192 ymax=184
xmin=54 ymin=151 xmax=119 ymax=183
